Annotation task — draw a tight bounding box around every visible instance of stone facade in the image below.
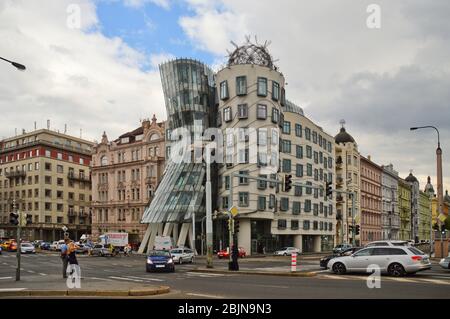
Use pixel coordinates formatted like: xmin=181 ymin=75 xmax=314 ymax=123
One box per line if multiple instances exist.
xmin=381 ymin=164 xmax=399 ymax=240
xmin=398 ymin=179 xmax=412 ymax=241
xmin=91 ymin=116 xmax=165 ymax=245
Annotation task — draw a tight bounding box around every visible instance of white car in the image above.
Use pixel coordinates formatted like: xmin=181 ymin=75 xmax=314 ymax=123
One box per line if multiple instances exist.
xmin=274 ymin=247 xmax=300 ymax=256
xmin=365 ymin=240 xmax=410 ymax=247
xmin=170 ymin=248 xmax=195 ymax=264
xmin=328 ymin=246 xmax=431 ymax=276
xmin=20 ymin=243 xmax=36 ymax=254
xmin=439 ymin=256 xmax=450 ymax=269
xmin=50 ymin=240 xmax=65 ymax=251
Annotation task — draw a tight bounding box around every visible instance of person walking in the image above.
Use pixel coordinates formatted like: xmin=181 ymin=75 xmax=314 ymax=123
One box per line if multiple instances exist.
xmin=67 ymin=240 xmax=79 ymax=273
xmin=60 ymin=239 xmax=69 ymax=278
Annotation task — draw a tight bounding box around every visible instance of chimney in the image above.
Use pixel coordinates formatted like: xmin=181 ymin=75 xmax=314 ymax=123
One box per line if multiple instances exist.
xmin=367 ymin=155 xmax=371 ymax=161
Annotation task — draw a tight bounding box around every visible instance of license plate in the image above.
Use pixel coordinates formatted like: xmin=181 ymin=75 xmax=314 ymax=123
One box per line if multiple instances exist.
xmin=155 ymin=265 xmax=165 ymax=268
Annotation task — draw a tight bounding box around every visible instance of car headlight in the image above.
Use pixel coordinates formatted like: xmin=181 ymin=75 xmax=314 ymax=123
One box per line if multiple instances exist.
xmin=147 ymin=258 xmax=153 ymax=264
xmin=440 ymin=258 xmax=445 ymax=263
xmin=167 ymin=258 xmax=173 ymax=264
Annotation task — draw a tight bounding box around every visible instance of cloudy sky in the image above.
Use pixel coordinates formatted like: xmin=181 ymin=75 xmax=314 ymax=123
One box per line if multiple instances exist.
xmin=0 ymin=0 xmax=449 ymax=192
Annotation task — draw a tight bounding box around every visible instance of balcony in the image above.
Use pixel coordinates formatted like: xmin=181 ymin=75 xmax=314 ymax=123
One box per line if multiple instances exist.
xmin=5 ymin=170 xmax=26 ymax=178
xmin=68 ymin=172 xmax=91 ymax=183
xmin=68 ymin=210 xmax=78 ymax=217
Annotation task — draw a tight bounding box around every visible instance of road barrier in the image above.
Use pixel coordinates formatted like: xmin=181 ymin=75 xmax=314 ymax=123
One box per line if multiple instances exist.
xmin=291 ymin=252 xmax=297 ymax=272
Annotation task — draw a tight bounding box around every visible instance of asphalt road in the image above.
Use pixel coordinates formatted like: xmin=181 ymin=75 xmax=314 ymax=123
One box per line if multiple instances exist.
xmin=0 ymin=252 xmax=449 ymax=299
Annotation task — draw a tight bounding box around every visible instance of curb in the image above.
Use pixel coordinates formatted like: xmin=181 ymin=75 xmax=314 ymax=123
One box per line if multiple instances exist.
xmin=0 ymin=286 xmax=170 ymax=298
xmin=191 ymin=268 xmax=316 ymax=277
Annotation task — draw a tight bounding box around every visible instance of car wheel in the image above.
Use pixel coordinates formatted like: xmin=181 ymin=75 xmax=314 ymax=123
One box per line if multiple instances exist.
xmin=388 ymin=263 xmax=405 ymax=277
xmin=283 ymin=253 xmax=287 ymax=256
xmin=332 ymin=262 xmax=346 ymax=275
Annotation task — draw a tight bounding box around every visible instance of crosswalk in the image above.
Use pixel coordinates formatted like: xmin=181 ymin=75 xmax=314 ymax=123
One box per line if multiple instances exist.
xmin=317 ymin=274 xmax=450 ymax=286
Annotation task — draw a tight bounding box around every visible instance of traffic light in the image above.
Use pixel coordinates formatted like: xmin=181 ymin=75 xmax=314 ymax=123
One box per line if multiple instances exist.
xmin=26 ymin=214 xmax=32 ymax=225
xmin=9 ymin=212 xmax=19 ymax=225
xmin=326 ymin=181 xmax=332 ymax=197
xmin=355 ymin=225 xmax=360 ymax=235
xmin=235 ymin=220 xmax=240 ymax=233
xmin=283 ymin=174 xmax=292 ymax=192
xmin=348 ymin=225 xmax=354 ymax=233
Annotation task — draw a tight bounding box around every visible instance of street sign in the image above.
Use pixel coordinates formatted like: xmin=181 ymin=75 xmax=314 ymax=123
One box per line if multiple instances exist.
xmin=438 ymin=213 xmax=447 ymax=223
xmin=230 ymin=206 xmax=239 ymax=217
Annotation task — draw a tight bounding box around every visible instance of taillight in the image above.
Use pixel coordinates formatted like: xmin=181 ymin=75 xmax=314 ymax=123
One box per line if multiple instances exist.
xmin=411 ymin=255 xmax=422 ymax=261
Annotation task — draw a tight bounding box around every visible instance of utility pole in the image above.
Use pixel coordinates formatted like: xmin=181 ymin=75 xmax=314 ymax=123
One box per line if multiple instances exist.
xmin=13 ymin=199 xmax=21 ymax=281
xmin=205 ymin=150 xmax=213 ymax=268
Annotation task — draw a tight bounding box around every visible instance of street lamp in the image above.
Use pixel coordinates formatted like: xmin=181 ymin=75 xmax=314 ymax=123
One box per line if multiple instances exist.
xmin=0 ymin=56 xmax=26 ymax=71
xmin=410 ymin=125 xmax=444 ymax=257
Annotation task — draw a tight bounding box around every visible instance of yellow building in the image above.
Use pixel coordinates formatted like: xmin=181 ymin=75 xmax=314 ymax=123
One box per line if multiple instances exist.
xmin=398 ymin=179 xmax=412 ymax=241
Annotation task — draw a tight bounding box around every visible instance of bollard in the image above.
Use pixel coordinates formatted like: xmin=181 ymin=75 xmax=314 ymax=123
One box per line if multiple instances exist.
xmin=291 ymin=252 xmax=297 ymax=272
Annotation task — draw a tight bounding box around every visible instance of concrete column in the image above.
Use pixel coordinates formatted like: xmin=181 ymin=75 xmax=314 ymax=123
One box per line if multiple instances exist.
xmin=177 ymin=223 xmax=190 ymax=247
xmin=146 ymin=223 xmax=159 ymax=254
xmin=138 ymin=225 xmax=152 ymax=254
xmin=237 ymin=219 xmax=251 ymax=255
xmin=294 ymin=234 xmax=303 ymax=253
xmin=313 ymin=235 xmax=322 ymax=252
xmin=173 ymin=223 xmax=179 ymax=244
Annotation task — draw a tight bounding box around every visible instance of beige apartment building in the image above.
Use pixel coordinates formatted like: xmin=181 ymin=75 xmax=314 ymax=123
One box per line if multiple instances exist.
xmin=91 ymin=116 xmax=165 ymax=245
xmin=0 ymin=129 xmax=94 ymax=241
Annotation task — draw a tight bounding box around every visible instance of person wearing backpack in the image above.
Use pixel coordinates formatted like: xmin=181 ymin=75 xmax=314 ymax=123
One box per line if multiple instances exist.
xmin=60 ymin=239 xmax=69 ymax=278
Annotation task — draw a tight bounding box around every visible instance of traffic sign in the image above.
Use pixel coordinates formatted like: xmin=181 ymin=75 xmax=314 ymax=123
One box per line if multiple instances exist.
xmin=438 ymin=213 xmax=447 ymax=223
xmin=230 ymin=206 xmax=239 ymax=217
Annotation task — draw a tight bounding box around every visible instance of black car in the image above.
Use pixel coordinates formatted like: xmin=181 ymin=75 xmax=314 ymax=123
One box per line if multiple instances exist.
xmin=320 ymin=247 xmax=363 ymax=269
xmin=146 ymin=250 xmax=175 ymax=272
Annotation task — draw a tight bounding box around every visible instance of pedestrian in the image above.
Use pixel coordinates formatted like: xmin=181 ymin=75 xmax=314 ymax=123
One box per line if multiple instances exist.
xmin=60 ymin=239 xmax=69 ymax=278
xmin=67 ymin=240 xmax=79 ymax=273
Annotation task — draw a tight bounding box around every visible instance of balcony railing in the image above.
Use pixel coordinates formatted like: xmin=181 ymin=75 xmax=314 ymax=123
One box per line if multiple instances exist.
xmin=5 ymin=170 xmax=26 ymax=178
xmin=68 ymin=172 xmax=91 ymax=183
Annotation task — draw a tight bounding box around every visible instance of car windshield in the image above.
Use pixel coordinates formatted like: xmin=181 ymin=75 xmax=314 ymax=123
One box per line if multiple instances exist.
xmin=22 ymin=243 xmax=32 ymax=247
xmin=280 ymin=247 xmax=288 ymax=250
xmin=171 ymin=249 xmax=182 ymax=254
xmin=149 ymin=250 xmax=171 ymax=257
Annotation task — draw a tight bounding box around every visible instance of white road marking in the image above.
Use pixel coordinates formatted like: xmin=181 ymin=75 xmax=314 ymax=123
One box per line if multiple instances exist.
xmin=313 ymin=270 xmax=329 ymax=273
xmin=418 ymin=278 xmax=450 ymax=285
xmin=251 ymin=284 xmax=289 ymax=289
xmin=125 ymin=276 xmax=164 ymax=282
xmin=186 ymin=293 xmax=224 ymax=299
xmin=0 ymin=288 xmax=26 ymax=292
xmin=88 ymin=277 xmax=114 ymax=282
xmin=319 ymin=274 xmax=347 ymax=280
xmin=27 ymin=270 xmax=35 ymax=274
xmin=386 ymin=277 xmax=420 ymax=283
xmin=108 ymin=276 xmax=143 ymax=282
xmin=186 ymin=272 xmax=227 ymax=277
xmin=39 ymin=273 xmax=47 ymax=276
xmin=0 ymin=277 xmax=13 ymax=280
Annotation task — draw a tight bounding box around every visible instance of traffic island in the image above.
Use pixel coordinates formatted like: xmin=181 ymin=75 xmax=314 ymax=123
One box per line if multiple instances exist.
xmin=191 ymin=268 xmax=317 ymax=277
xmin=0 ymin=286 xmax=170 ymax=298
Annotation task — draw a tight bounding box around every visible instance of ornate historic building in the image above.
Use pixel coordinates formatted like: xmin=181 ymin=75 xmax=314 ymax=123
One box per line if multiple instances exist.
xmin=91 ymin=116 xmax=165 ymax=245
xmin=398 ymin=178 xmax=412 ymax=241
xmin=381 ymin=164 xmax=399 ymax=240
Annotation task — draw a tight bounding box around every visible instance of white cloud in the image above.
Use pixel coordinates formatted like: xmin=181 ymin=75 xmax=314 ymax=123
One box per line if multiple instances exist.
xmin=0 ymin=0 xmax=166 ymax=142
xmin=123 ymin=0 xmax=170 ymax=10
xmin=150 ymin=52 xmax=176 ymax=68
xmin=178 ymin=0 xmax=450 ymax=191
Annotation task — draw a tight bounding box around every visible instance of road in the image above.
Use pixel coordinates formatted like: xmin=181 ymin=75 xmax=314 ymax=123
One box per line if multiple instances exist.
xmin=0 ymin=252 xmax=449 ymax=298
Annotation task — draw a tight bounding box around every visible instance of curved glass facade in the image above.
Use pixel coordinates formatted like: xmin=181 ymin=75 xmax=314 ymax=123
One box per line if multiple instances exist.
xmin=141 ymin=59 xmax=215 ymax=223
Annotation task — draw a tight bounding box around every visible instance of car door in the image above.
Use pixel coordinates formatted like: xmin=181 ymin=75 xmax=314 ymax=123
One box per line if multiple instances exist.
xmin=347 ymin=248 xmax=374 ymax=271
xmin=370 ymin=248 xmax=392 ymax=271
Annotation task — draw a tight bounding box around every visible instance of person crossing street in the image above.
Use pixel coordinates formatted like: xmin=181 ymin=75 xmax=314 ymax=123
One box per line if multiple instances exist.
xmin=60 ymin=239 xmax=69 ymax=278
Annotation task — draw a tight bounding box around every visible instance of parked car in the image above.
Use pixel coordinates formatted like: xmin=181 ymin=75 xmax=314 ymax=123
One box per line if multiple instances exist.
xmin=49 ymin=240 xmax=65 ymax=251
xmin=1 ymin=240 xmax=15 ymax=251
xmin=332 ymin=243 xmax=353 ymax=254
xmin=320 ymin=247 xmax=363 ymax=269
xmin=146 ymin=250 xmax=175 ymax=272
xmin=170 ymin=248 xmax=195 ymax=264
xmin=8 ymin=241 xmax=17 ymax=252
xmin=365 ymin=240 xmax=410 ymax=247
xmin=217 ymin=247 xmax=246 ymax=259
xmin=439 ymin=256 xmax=450 ymax=269
xmin=273 ymin=247 xmax=300 ymax=256
xmin=20 ymin=243 xmax=36 ymax=254
xmin=75 ymin=244 xmax=90 ymax=254
xmin=39 ymin=242 xmax=51 ymax=250
xmin=0 ymin=246 xmax=2 ymax=254
xmin=328 ymin=246 xmax=431 ymax=276
xmin=92 ymin=243 xmax=115 ymax=257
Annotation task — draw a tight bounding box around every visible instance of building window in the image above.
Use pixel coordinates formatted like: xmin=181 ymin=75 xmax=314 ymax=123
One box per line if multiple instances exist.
xmin=217 ymin=112 xmax=222 ymax=127
xmin=272 ymin=81 xmax=280 ymax=101
xmin=278 ymin=219 xmax=287 ymax=230
xmin=293 ymin=201 xmax=301 ymax=215
xmin=269 ymin=194 xmax=276 ymax=210
xmin=257 ymin=153 xmax=268 ymax=167
xmin=314 ymin=169 xmax=319 ymax=181
xmin=224 ymin=176 xmax=230 ymax=190
xmin=282 ymin=159 xmax=291 ymax=173
xmin=222 ymin=196 xmax=229 ymax=209
xmin=312 ymin=131 xmax=317 ymax=144
xmin=305 ymin=200 xmax=312 ymax=212
xmin=314 ymin=151 xmax=319 ymax=164
xmin=238 ymin=192 xmax=249 ymax=207
xmin=257 ymin=104 xmax=267 ymax=119
xmin=282 ymin=121 xmax=291 ymax=134
xmin=258 ymin=196 xmax=266 ymax=211
xmin=294 ymin=185 xmax=302 ymax=196
xmin=305 ymin=128 xmax=311 ymax=140
xmin=272 ymin=108 xmax=279 ymax=123
xmin=220 ymin=80 xmax=229 ymax=100
xmin=258 ymin=129 xmax=267 ymax=146
xmin=238 ymin=104 xmax=248 ymax=119
xmin=296 ymin=145 xmax=303 ymax=159
xmin=223 ymin=106 xmax=232 ymax=122
xmin=57 ymin=165 xmax=63 ymax=173
xmin=303 ymin=220 xmax=310 ymax=230
xmin=295 ymin=124 xmax=302 ymax=137
xmin=306 ymin=145 xmax=312 ymax=158
xmin=238 ymin=148 xmax=249 ymax=164
xmin=45 ymin=162 xmax=51 ymax=171
xmin=238 ymin=171 xmax=249 ymax=185
xmin=313 ymin=221 xmax=318 ymax=230
xmin=313 ymin=203 xmax=319 ymax=216
xmin=280 ymin=198 xmax=289 ymax=211
xmin=100 ymin=155 xmax=108 ymax=166
xmin=296 ymin=164 xmax=303 ymax=177
xmin=236 ymin=76 xmax=247 ymax=95
xmin=257 ymin=77 xmax=267 ymax=96
xmin=306 ymin=164 xmax=313 ymax=177
xmin=282 ymin=140 xmax=291 ymax=153
xmin=257 ymin=175 xmax=267 ymax=189
xmin=291 ymin=220 xmax=299 ymax=230
xmin=45 ymin=150 xmax=51 ymax=157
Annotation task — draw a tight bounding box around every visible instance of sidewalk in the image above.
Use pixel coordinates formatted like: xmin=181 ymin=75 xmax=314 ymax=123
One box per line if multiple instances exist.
xmin=0 ymin=274 xmax=170 ymax=297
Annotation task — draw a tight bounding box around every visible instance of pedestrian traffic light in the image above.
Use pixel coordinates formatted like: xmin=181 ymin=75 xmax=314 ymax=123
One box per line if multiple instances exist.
xmin=235 ymin=220 xmax=240 ymax=233
xmin=355 ymin=225 xmax=360 ymax=235
xmin=326 ymin=181 xmax=332 ymax=197
xmin=26 ymin=214 xmax=32 ymax=225
xmin=283 ymin=174 xmax=292 ymax=192
xmin=9 ymin=212 xmax=18 ymax=225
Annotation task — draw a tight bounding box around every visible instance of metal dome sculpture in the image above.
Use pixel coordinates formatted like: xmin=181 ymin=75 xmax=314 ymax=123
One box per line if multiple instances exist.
xmin=227 ymin=36 xmax=278 ymax=70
